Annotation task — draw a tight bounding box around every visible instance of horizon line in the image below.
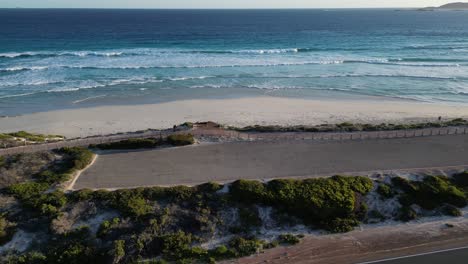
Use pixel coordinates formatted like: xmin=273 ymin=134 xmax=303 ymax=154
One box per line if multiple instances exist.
xmin=0 ymin=7 xmax=426 ymax=10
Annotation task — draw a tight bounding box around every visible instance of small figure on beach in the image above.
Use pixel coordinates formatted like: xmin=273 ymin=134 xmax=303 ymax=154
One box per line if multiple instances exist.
xmin=173 ymin=125 xmax=177 ymax=132
xmin=438 ymin=116 xmax=442 ymax=121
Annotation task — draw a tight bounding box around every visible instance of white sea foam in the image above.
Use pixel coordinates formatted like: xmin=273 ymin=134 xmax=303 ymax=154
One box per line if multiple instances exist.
xmin=73 ymin=95 xmax=107 ymax=104
xmin=0 ymin=92 xmax=39 ymax=99
xmin=1 ymin=66 xmax=48 ymax=72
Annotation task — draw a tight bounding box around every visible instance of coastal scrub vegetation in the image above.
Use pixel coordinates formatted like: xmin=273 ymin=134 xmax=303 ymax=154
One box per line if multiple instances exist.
xmin=2 ymin=150 xmax=468 ymax=263
xmin=90 ymin=134 xmax=194 ymax=150
xmin=2 ymin=147 xmax=93 ymax=218
xmin=229 ymin=176 xmax=373 ymax=232
xmin=230 ymin=118 xmax=468 ymax=133
xmin=0 ymin=131 xmax=64 ymax=148
xmin=388 ymin=175 xmax=467 ymax=221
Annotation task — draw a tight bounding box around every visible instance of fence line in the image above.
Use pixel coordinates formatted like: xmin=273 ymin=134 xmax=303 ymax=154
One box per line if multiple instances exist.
xmin=1 ymin=126 xmax=467 ymax=156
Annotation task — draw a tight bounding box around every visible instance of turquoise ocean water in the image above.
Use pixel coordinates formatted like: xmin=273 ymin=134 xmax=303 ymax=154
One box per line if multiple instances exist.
xmin=1 ymin=9 xmax=468 ymax=115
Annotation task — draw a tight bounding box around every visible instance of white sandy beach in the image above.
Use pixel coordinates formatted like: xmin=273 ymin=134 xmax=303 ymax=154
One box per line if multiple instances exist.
xmin=2 ymin=97 xmax=468 ymax=137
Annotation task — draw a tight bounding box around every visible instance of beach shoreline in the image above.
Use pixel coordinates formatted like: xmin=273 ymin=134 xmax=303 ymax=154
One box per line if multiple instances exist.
xmin=2 ymin=96 xmax=468 ymax=138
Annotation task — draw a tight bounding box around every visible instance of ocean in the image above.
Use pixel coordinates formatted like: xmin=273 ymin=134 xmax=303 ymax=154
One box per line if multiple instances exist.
xmin=1 ymin=8 xmax=468 ymax=116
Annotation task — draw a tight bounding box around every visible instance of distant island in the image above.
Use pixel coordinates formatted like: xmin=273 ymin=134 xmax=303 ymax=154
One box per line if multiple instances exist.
xmin=418 ymin=2 xmax=468 ymax=11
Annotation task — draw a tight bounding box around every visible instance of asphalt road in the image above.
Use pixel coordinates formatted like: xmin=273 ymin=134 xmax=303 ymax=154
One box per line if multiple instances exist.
xmin=74 ymin=134 xmax=468 ymax=189
xmin=360 ymin=247 xmax=468 ymax=264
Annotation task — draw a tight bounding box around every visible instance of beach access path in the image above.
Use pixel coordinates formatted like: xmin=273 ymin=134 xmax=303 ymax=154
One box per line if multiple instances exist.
xmin=1 ymin=124 xmax=467 ymax=156
xmin=73 ymin=133 xmax=468 ymax=189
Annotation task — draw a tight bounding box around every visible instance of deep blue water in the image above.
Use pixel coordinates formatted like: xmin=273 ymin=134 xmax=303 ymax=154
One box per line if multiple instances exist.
xmin=1 ymin=9 xmax=468 ymax=115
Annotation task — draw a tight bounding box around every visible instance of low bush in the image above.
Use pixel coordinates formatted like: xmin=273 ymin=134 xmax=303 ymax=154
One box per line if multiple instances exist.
xmin=227 ymin=237 xmax=263 ymax=257
xmin=229 ymin=176 xmax=373 ymax=232
xmin=34 ymin=147 xmax=94 ymax=185
xmin=45 ymin=226 xmax=102 ymax=264
xmin=90 ymin=138 xmax=160 ymax=150
xmin=5 ymin=251 xmax=47 ymax=264
xmin=8 ymin=182 xmax=49 ymax=201
xmin=107 ymin=190 xmax=152 ymax=218
xmin=166 ymin=134 xmax=194 ymax=146
xmin=322 ymin=218 xmax=360 ymax=233
xmin=112 ymin=240 xmax=126 ymax=263
xmin=8 ymin=182 xmax=67 ymax=217
xmin=232 ymin=119 xmax=468 ymax=133
xmin=91 ymin=134 xmax=194 ymax=150
xmin=393 ymin=176 xmax=467 ymax=210
xmin=377 ymin=184 xmax=394 ymax=199
xmin=156 ymin=231 xmax=196 ymax=261
xmin=8 ymin=131 xmax=48 ymax=142
xmin=59 ymin=147 xmax=94 ymax=171
xmin=440 ymin=204 xmax=462 ymax=217
xmin=6 ymin=131 xmax=63 ymax=143
xmin=278 ymin=234 xmax=300 ymax=245
xmin=398 ymin=206 xmax=418 ymax=222
xmin=97 ymin=218 xmax=121 ymax=238
xmin=229 ymin=180 xmax=267 ymax=203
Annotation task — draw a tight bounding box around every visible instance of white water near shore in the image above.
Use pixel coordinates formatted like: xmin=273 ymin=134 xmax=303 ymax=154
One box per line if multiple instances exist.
xmin=2 ymin=97 xmax=468 ymax=137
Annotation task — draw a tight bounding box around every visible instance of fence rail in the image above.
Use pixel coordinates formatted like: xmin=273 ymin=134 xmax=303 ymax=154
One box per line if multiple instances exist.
xmin=1 ymin=126 xmax=467 ymax=156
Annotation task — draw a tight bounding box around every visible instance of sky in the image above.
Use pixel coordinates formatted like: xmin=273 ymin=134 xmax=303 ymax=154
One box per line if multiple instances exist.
xmin=0 ymin=0 xmax=455 ymax=9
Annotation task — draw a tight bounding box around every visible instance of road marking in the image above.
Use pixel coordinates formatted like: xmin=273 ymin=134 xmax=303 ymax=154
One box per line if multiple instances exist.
xmin=357 ymin=246 xmax=468 ymax=264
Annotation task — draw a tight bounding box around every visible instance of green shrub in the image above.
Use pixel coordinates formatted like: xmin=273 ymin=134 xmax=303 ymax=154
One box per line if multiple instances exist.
xmin=440 ymin=204 xmax=462 ymax=217
xmin=91 ymin=138 xmax=159 ymax=150
xmin=398 ymin=206 xmax=418 ymax=222
xmin=229 ymin=180 xmax=266 ymax=203
xmin=68 ymin=189 xmax=94 ymax=202
xmin=97 ymin=218 xmax=120 ymax=238
xmin=229 ymin=176 xmax=373 ymax=232
xmin=45 ymin=227 xmax=101 ymax=264
xmin=6 ymin=251 xmax=47 ymax=264
xmin=36 ymin=170 xmax=68 ymax=185
xmin=8 ymin=131 xmax=47 ymax=142
xmin=8 ymin=183 xmax=67 ymax=217
xmin=322 ymin=218 xmax=359 ymax=233
xmin=105 ymin=190 xmax=152 ymax=218
xmin=8 ymin=182 xmax=49 ymax=201
xmin=112 ymin=240 xmax=126 ymax=263
xmin=209 ymin=245 xmax=231 ymax=259
xmin=228 ymin=237 xmax=263 ymax=257
xmin=59 ymin=147 xmax=94 ymax=171
xmin=0 ymin=133 xmax=14 ymax=140
xmin=263 ymin=240 xmax=279 ymax=249
xmin=233 ymin=119 xmax=468 ymax=133
xmin=33 ymin=147 xmax=94 ymax=186
xmin=394 ymin=176 xmax=467 ymax=210
xmin=167 ymin=134 xmax=194 ymax=146
xmin=377 ymin=184 xmax=394 ymax=199
xmin=278 ymin=234 xmax=300 ymax=245
xmin=91 ymin=134 xmax=194 ymax=150
xmin=157 ymin=231 xmax=194 ymax=260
